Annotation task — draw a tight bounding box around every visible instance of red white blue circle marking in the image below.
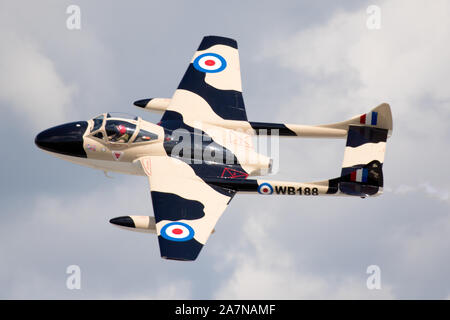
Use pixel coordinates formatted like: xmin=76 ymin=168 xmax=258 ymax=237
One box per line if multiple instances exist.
xmin=161 ymin=222 xmax=195 ymax=242
xmin=258 ymin=183 xmax=273 ymax=195
xmin=193 ymin=53 xmax=227 ymax=73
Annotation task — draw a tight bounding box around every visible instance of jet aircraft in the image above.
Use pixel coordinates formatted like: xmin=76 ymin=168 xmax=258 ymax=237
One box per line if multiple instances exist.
xmin=35 ymin=36 xmax=393 ymax=261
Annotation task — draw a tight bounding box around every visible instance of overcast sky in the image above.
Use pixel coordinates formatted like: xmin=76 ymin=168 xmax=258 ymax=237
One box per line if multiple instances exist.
xmin=0 ymin=0 xmax=449 ymax=299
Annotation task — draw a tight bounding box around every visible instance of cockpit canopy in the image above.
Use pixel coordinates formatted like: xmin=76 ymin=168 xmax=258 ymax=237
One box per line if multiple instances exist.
xmin=106 ymin=112 xmax=139 ymax=120
xmin=88 ymin=113 xmax=158 ymax=144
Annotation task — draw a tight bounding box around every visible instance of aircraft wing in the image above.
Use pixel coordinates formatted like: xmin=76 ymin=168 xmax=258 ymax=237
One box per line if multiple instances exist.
xmin=139 ymin=156 xmax=235 ymax=261
xmin=161 ymin=35 xmax=248 ymax=123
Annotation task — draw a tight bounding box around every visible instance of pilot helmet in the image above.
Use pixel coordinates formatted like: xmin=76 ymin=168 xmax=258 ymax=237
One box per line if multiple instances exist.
xmin=116 ymin=124 xmax=127 ymax=135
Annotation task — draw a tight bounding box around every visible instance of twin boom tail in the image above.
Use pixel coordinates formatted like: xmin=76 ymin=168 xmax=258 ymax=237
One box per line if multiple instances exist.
xmin=208 ymin=103 xmax=392 ymax=198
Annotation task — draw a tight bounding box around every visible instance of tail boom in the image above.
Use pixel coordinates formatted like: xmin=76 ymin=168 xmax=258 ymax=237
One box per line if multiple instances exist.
xmin=228 ymin=103 xmax=393 ymax=139
xmin=206 ymin=173 xmax=384 ymax=198
xmin=248 ymin=122 xmax=348 ymax=138
xmin=206 ymin=177 xmax=339 ymax=196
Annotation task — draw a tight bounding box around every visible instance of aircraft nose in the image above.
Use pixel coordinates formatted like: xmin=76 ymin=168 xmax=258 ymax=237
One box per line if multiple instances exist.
xmin=35 ymin=121 xmax=88 ymax=158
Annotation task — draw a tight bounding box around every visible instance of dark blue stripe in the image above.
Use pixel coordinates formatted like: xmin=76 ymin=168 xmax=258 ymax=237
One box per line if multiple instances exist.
xmin=327 ymin=178 xmax=340 ymax=194
xmin=346 ymin=126 xmax=388 ymax=148
xmin=197 ymin=36 xmax=238 ymax=51
xmin=158 ymin=236 xmax=204 ymax=261
xmin=249 ymin=122 xmax=296 ymax=136
xmin=204 ymin=178 xmax=259 ymax=192
xmin=371 ymin=112 xmax=378 ymax=125
xmin=151 ymin=191 xmax=205 ymax=223
xmin=175 ymin=64 xmax=247 ymax=121
xmin=339 ymin=182 xmax=380 ymax=197
xmin=362 ymin=168 xmax=369 ymax=182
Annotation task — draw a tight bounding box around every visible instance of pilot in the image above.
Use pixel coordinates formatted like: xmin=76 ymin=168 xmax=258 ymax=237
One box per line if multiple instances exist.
xmin=110 ymin=124 xmax=130 ymax=143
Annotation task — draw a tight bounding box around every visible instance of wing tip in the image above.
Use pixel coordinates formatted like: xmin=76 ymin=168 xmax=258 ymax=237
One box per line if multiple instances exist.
xmin=162 ymin=256 xmax=197 ymax=262
xmin=198 ymin=35 xmax=238 ymax=51
xmin=158 ymin=236 xmax=204 ymax=261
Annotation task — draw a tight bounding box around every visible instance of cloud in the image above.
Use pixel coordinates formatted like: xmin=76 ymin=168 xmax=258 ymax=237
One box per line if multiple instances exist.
xmin=386 ymin=182 xmax=449 ymax=203
xmin=0 ymin=178 xmax=195 ymax=299
xmin=214 ymin=208 xmax=395 ymax=299
xmin=0 ymin=30 xmax=77 ymax=130
xmin=0 ymin=1 xmax=120 ymax=132
xmin=101 ymin=281 xmax=193 ymax=300
xmin=212 ymin=187 xmax=450 ymax=299
xmin=263 ymin=0 xmax=450 ymax=116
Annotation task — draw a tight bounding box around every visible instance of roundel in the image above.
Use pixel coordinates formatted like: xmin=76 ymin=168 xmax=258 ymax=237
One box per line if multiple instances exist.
xmin=160 ymin=222 xmax=195 ymax=242
xmin=193 ymin=53 xmax=227 ymax=73
xmin=258 ymin=182 xmax=273 ymax=195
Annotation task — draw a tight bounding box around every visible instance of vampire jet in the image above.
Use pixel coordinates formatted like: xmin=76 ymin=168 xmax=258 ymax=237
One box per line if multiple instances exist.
xmin=35 ymin=36 xmax=393 ymax=261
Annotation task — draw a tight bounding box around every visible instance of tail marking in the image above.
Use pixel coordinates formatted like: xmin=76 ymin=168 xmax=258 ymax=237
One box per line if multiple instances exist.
xmin=360 ymin=111 xmax=378 ymax=125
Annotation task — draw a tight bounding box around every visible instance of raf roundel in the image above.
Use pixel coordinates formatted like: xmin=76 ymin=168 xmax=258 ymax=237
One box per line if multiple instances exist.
xmin=258 ymin=182 xmax=273 ymax=195
xmin=193 ymin=53 xmax=227 ymax=73
xmin=160 ymin=222 xmax=195 ymax=242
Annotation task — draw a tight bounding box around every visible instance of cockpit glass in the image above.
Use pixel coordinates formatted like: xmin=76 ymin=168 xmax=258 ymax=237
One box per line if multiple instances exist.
xmin=105 ymin=120 xmax=136 ymax=143
xmin=91 ymin=115 xmax=104 ymax=132
xmin=134 ymin=129 xmax=158 ymax=143
xmin=106 ymin=112 xmax=138 ymax=121
xmin=93 ymin=132 xmax=103 ymax=139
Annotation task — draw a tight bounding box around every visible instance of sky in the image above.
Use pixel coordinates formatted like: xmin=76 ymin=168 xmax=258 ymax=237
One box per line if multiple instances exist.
xmin=0 ymin=0 xmax=449 ymax=299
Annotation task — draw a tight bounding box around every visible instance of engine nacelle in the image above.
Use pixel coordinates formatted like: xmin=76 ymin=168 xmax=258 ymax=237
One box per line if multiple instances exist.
xmin=133 ymin=98 xmax=171 ymax=112
xmin=109 ymin=215 xmax=156 ymax=233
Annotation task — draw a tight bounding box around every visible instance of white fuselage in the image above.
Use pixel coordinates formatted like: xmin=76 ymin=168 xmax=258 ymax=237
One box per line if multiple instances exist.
xmin=44 ymin=150 xmax=146 ymax=175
